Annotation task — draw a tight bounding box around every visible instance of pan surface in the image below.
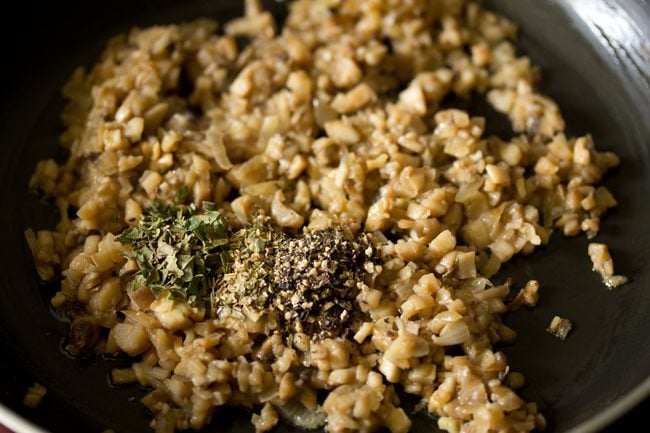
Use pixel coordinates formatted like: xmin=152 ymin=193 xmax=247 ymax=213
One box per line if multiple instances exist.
xmin=0 ymin=1 xmax=648 ymax=432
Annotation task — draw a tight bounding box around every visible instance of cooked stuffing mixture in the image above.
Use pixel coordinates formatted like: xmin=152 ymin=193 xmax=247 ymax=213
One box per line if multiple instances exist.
xmin=25 ymin=0 xmax=624 ymax=432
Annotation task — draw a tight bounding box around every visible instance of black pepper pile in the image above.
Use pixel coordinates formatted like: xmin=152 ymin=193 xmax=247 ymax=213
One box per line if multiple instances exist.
xmin=271 ymin=229 xmax=374 ymax=338
xmin=214 ymin=222 xmax=375 ymax=339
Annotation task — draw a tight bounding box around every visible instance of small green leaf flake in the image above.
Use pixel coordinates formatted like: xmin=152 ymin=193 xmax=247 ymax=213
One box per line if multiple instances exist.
xmin=118 ymin=203 xmax=230 ymax=307
xmin=175 ymin=185 xmax=189 ymax=203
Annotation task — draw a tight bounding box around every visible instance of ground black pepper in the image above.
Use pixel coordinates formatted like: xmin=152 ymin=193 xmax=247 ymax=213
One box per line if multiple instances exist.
xmin=213 ymin=221 xmax=375 ymax=339
xmin=270 ymin=228 xmax=374 ymax=338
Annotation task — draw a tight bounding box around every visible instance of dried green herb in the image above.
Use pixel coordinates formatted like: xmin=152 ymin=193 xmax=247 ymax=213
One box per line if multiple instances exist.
xmin=118 ymin=203 xmax=229 ymax=306
xmin=213 ymin=220 xmax=274 ymax=312
xmin=118 ymin=205 xmax=374 ymax=338
xmin=175 ymin=185 xmax=189 ymax=203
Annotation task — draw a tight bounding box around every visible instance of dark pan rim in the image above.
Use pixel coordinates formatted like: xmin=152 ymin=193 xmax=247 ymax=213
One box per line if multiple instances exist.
xmin=0 ymin=404 xmax=45 ymax=433
xmin=568 ymin=377 xmax=650 ymax=433
xmin=558 ymin=0 xmax=650 ymax=428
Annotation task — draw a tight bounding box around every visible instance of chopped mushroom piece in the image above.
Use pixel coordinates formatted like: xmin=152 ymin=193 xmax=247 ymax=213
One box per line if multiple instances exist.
xmin=507 ymin=280 xmax=540 ymax=312
xmin=547 ymin=316 xmax=572 ymax=340
xmin=252 ymin=402 xmax=279 ymax=433
xmin=588 ymin=243 xmax=629 ymax=289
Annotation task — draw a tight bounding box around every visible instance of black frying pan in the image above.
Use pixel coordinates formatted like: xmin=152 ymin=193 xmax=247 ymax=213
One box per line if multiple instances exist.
xmin=0 ymin=1 xmax=649 ymax=432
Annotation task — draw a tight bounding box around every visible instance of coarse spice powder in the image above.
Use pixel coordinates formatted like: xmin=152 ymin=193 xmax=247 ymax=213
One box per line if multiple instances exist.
xmin=214 ymin=218 xmax=376 ymax=339
xmin=270 ymin=228 xmax=375 ymax=338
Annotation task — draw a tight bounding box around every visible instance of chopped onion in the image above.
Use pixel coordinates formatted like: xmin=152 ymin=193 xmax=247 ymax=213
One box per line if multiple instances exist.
xmin=432 ymin=320 xmax=470 ymax=346
xmin=276 ymin=400 xmax=326 ymax=430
